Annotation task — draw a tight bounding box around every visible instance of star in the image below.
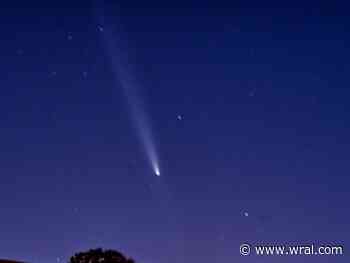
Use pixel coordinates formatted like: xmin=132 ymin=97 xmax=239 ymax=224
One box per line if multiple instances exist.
xmin=250 ymin=48 xmax=255 ymax=57
xmin=83 ymin=71 xmax=88 ymax=78
xmin=244 ymin=212 xmax=249 ymax=217
xmin=67 ymin=34 xmax=73 ymax=40
xmin=98 ymin=26 xmax=104 ymax=32
xmin=177 ymin=115 xmax=183 ymax=120
xmin=218 ymin=233 xmax=225 ymax=241
xmin=16 ymin=49 xmax=24 ymax=55
xmin=311 ymin=96 xmax=317 ymax=104
xmin=249 ymin=88 xmax=256 ymax=97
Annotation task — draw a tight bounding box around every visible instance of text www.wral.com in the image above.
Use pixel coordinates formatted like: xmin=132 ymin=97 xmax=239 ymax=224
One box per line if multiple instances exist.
xmin=239 ymin=243 xmax=344 ymax=256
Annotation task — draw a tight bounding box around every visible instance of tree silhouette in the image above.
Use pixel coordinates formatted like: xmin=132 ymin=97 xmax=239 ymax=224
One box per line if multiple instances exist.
xmin=69 ymin=248 xmax=135 ymax=263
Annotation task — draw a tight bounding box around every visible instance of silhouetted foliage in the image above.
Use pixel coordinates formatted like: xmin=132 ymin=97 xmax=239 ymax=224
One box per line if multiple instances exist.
xmin=69 ymin=248 xmax=135 ymax=263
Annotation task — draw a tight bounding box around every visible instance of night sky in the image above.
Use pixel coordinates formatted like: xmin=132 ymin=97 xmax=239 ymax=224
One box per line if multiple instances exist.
xmin=1 ymin=1 xmax=350 ymax=262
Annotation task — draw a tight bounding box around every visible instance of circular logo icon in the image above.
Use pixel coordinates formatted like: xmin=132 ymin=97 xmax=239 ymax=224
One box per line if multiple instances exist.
xmin=240 ymin=243 xmax=251 ymax=256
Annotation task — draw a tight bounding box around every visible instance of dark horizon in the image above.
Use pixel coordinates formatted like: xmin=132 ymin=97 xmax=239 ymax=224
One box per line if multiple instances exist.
xmin=0 ymin=260 xmax=27 ymax=263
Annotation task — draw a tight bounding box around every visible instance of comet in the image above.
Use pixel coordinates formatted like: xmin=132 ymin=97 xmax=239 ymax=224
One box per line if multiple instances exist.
xmin=96 ymin=9 xmax=161 ymax=177
xmin=154 ymin=165 xmax=161 ymax=177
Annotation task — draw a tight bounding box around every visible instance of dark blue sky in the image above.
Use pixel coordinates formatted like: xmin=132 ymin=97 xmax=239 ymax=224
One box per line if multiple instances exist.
xmin=0 ymin=1 xmax=349 ymax=262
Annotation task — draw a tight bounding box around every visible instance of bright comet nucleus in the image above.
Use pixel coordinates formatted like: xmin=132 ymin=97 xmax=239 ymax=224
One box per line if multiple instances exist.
xmin=154 ymin=165 xmax=161 ymax=176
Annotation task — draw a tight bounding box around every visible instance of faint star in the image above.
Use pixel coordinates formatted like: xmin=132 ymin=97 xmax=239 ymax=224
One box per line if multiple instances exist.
xmin=83 ymin=71 xmax=88 ymax=78
xmin=244 ymin=212 xmax=249 ymax=217
xmin=50 ymin=71 xmax=57 ymax=76
xmin=232 ymin=26 xmax=241 ymax=33
xmin=249 ymin=88 xmax=256 ymax=97
xmin=98 ymin=26 xmax=104 ymax=32
xmin=16 ymin=49 xmax=23 ymax=55
xmin=218 ymin=233 xmax=225 ymax=241
xmin=311 ymin=96 xmax=317 ymax=104
xmin=67 ymin=34 xmax=73 ymax=40
xmin=177 ymin=115 xmax=183 ymax=120
xmin=250 ymin=48 xmax=255 ymax=57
